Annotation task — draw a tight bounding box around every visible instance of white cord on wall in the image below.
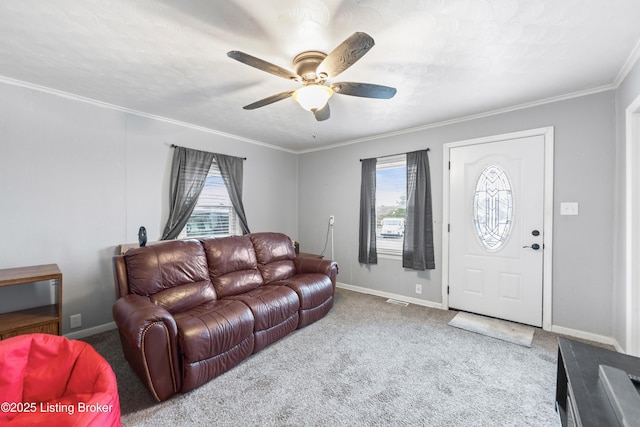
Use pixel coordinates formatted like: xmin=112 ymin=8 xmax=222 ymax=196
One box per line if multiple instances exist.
xmin=329 ymin=215 xmax=335 ymax=260
xmin=321 ymin=215 xmax=335 ymax=260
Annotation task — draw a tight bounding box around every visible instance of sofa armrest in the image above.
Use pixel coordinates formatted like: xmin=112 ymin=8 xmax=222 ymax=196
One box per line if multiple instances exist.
xmin=294 ymin=257 xmax=339 ymax=288
xmin=112 ymin=294 xmax=181 ymax=401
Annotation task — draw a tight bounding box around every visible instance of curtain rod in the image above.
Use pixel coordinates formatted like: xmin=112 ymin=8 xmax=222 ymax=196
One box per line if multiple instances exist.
xmin=170 ymin=144 xmax=247 ymax=160
xmin=360 ymin=148 xmax=429 ymax=162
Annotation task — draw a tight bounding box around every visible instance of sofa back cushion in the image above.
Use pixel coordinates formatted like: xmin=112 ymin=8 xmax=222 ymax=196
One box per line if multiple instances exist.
xmin=149 ymin=281 xmax=216 ymax=314
xmin=249 ymin=232 xmax=297 ymax=284
xmin=201 ymin=236 xmax=264 ymax=297
xmin=124 ymin=240 xmax=216 ymax=312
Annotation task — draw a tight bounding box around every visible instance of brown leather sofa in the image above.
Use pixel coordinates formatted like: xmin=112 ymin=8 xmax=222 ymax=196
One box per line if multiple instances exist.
xmin=112 ymin=232 xmax=338 ymax=402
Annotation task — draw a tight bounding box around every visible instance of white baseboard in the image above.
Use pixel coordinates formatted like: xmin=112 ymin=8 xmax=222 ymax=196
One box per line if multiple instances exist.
xmin=336 ymin=282 xmax=444 ymax=310
xmin=550 ymin=324 xmax=623 ymax=352
xmin=338 ymin=282 xmax=624 ymax=352
xmin=64 ymin=321 xmax=117 ymax=340
xmin=67 ymin=290 xmax=624 ymax=352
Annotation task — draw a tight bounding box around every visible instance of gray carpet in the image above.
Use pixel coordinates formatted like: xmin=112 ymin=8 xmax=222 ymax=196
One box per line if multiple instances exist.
xmin=448 ymin=311 xmax=535 ymax=347
xmin=84 ymin=288 xmax=562 ymax=426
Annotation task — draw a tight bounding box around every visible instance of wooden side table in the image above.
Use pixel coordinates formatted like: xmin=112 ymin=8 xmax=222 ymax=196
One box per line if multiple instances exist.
xmin=0 ymin=264 xmax=62 ymax=340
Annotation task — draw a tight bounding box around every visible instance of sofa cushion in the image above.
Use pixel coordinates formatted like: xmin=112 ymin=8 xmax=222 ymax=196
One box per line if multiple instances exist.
xmin=257 ymin=260 xmax=296 ymax=284
xmin=227 ymin=285 xmax=298 ymax=330
xmin=149 ymin=281 xmax=216 ymax=314
xmin=249 ymin=232 xmax=296 ymax=264
xmin=226 ymin=285 xmax=299 ymax=353
xmin=125 ymin=240 xmax=210 ymax=297
xmin=173 ymin=299 xmax=255 ymax=392
xmin=201 ymin=236 xmax=264 ymax=297
xmin=273 ymin=273 xmax=334 ymax=328
xmin=249 ymin=232 xmax=297 ymax=283
xmin=173 ymin=299 xmax=254 ymax=364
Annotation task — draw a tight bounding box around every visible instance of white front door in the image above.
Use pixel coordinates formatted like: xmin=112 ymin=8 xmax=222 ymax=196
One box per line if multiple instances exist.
xmin=448 ymin=135 xmax=545 ymax=327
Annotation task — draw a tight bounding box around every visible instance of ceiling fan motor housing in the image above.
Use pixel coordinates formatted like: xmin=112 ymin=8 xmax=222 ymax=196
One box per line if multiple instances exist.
xmin=293 ymin=51 xmax=327 ymax=82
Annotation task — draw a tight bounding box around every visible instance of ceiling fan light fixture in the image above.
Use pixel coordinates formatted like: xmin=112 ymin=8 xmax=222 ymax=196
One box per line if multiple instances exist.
xmin=292 ymin=84 xmax=334 ymax=111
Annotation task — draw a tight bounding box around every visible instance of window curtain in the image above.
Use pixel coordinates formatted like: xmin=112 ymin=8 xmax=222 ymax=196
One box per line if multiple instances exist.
xmin=403 ymin=149 xmax=435 ymax=270
xmin=160 ymin=146 xmax=215 ymax=240
xmin=214 ymin=153 xmax=250 ymax=235
xmin=358 ymin=158 xmax=378 ymax=264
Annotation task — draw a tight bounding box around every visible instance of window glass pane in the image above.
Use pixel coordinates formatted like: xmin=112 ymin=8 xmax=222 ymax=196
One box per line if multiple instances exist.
xmin=473 ymin=164 xmax=513 ymax=251
xmin=179 ymin=160 xmax=237 ymax=238
xmin=376 ymin=156 xmax=406 ymax=256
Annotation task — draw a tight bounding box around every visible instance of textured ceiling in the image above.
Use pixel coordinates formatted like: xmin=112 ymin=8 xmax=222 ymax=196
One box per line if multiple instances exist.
xmin=1 ymin=0 xmax=639 ymax=152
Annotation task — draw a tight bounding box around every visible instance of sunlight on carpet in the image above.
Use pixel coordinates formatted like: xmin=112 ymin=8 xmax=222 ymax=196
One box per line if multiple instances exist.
xmin=448 ymin=311 xmax=535 ymax=347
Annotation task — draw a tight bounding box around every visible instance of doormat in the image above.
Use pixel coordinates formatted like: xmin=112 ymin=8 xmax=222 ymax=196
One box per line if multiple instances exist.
xmin=448 ymin=312 xmax=534 ymax=347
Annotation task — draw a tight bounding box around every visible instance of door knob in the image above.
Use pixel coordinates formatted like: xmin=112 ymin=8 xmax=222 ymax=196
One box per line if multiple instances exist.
xmin=523 ymin=243 xmax=541 ymax=250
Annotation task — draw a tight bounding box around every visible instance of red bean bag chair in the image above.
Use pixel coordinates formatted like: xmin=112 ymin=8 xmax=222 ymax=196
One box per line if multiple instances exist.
xmin=0 ymin=333 xmax=121 ymax=426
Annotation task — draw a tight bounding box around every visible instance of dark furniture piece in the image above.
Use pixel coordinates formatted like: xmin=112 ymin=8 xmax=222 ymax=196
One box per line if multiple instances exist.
xmin=112 ymin=232 xmax=338 ymax=402
xmin=556 ymin=337 xmax=640 ymax=426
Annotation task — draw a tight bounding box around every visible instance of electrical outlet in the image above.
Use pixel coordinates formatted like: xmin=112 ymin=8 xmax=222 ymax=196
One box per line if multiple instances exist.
xmin=70 ymin=314 xmax=82 ymax=329
xmin=49 ymin=279 xmax=56 ymax=286
xmin=415 ymin=284 xmax=422 ymax=294
xmin=329 ymin=215 xmax=335 ymax=226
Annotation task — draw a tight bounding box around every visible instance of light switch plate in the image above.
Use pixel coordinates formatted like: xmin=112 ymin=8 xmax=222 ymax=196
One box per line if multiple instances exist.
xmin=560 ymin=202 xmax=579 ymax=216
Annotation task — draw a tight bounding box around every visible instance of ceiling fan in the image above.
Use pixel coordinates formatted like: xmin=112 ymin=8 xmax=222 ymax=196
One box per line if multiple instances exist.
xmin=227 ymin=32 xmax=396 ymax=121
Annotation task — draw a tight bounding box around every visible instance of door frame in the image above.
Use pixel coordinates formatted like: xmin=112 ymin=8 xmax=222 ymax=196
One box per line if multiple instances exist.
xmin=625 ymin=94 xmax=640 ymax=356
xmin=442 ymin=127 xmax=555 ymax=330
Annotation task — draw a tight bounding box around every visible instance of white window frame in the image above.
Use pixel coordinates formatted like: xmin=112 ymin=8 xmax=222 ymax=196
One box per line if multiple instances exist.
xmin=376 ymin=155 xmax=406 ymax=258
xmin=178 ymin=159 xmax=239 ymax=239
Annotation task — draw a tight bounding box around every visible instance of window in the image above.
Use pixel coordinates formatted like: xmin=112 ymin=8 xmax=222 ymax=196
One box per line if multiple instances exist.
xmin=473 ymin=164 xmax=513 ymax=251
xmin=178 ymin=159 xmax=238 ymax=239
xmin=376 ymin=155 xmax=406 ymax=256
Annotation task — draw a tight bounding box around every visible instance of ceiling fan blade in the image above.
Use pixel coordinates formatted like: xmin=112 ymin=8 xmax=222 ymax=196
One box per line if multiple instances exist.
xmin=316 ymin=32 xmax=375 ymax=79
xmin=243 ymin=90 xmax=295 ymax=110
xmin=227 ymin=51 xmax=301 ymax=82
xmin=313 ymin=103 xmax=330 ymax=121
xmin=332 ymin=82 xmax=397 ymax=99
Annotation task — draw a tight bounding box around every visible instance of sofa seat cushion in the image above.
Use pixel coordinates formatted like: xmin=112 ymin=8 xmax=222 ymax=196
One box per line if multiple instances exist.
xmin=225 ymin=285 xmax=300 ymax=353
xmin=173 ymin=299 xmax=255 ymax=392
xmin=174 ymin=299 xmax=254 ymax=363
xmin=273 ymin=273 xmax=334 ymax=328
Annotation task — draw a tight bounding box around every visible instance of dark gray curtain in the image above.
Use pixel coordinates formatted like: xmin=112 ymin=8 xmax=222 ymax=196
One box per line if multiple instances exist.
xmin=161 ymin=146 xmax=215 ymax=240
xmin=358 ymin=158 xmax=378 ymax=264
xmin=403 ymin=150 xmax=435 ymax=270
xmin=214 ymin=153 xmax=250 ymax=235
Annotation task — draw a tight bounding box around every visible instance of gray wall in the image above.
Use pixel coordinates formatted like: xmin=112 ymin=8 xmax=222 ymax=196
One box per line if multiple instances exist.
xmin=298 ymin=90 xmax=617 ymax=337
xmin=0 ymin=82 xmax=298 ymax=334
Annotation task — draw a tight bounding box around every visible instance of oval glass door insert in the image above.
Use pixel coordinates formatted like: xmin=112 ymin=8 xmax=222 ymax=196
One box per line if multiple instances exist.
xmin=473 ymin=164 xmax=513 ymax=251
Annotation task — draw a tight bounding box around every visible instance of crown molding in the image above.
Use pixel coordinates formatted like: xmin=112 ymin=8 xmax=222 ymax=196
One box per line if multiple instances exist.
xmin=0 ymin=73 xmax=625 ymax=156
xmin=614 ymin=38 xmax=640 ymax=88
xmin=0 ymin=75 xmax=298 ymax=154
xmin=297 ymin=84 xmax=615 ymax=154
